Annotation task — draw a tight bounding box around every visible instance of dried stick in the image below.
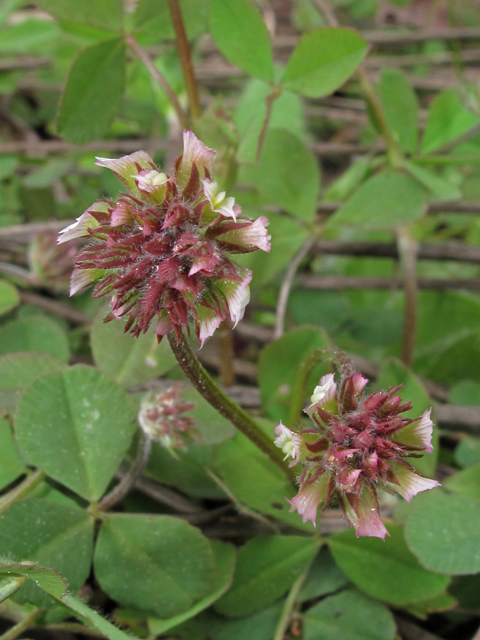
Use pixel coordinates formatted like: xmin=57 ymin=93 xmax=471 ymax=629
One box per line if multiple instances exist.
xmin=297 ymin=274 xmax=480 ymax=291
xmin=97 ymin=432 xmax=152 ymax=512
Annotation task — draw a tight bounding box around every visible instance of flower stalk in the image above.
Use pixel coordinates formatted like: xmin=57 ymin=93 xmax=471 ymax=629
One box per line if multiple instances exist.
xmin=168 ymin=332 xmax=295 ymax=480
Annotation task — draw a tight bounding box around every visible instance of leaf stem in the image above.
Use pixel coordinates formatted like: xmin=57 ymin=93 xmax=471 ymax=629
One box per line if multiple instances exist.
xmin=166 ymin=0 xmax=202 ymax=122
xmin=0 ymin=607 xmax=41 ymax=640
xmin=167 ymin=332 xmax=295 ymax=480
xmin=256 ymin=85 xmax=282 ymax=161
xmin=125 ymin=35 xmax=188 ymax=131
xmin=273 ymin=551 xmax=318 ymax=640
xmin=357 ymin=69 xmax=403 ymax=169
xmin=97 ymin=431 xmax=152 ymax=512
xmin=287 ymin=348 xmax=356 ymax=427
xmin=0 ymin=469 xmax=46 ymax=514
xmin=0 ymin=578 xmax=24 ymax=605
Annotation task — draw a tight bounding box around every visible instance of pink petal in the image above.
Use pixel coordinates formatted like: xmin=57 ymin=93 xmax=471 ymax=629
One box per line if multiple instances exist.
xmin=154 ymin=311 xmax=174 ymax=337
xmin=188 ymin=255 xmax=217 ymax=277
xmin=341 ymin=487 xmax=389 ymax=540
xmin=393 ymin=409 xmax=434 ymax=454
xmin=196 ymin=304 xmax=225 ymax=346
xmin=177 ymin=131 xmax=216 ymax=192
xmin=340 ymin=373 xmax=369 ymax=411
xmin=287 ymin=472 xmax=330 ymax=526
xmin=387 ymin=461 xmax=439 ymax=502
xmin=111 ymin=201 xmax=134 ymax=227
xmin=95 ymin=151 xmax=156 ymax=193
xmin=337 ymin=467 xmax=362 ymax=492
xmin=214 ymin=267 xmax=252 ymax=327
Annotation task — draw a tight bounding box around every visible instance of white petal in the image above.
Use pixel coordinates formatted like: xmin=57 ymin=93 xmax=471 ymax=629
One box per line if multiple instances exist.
xmin=95 ymin=151 xmax=155 ymax=192
xmin=70 ymin=268 xmax=101 ymax=296
xmin=215 ymin=268 xmax=252 ymax=327
xmin=387 ymin=461 xmax=440 ymax=503
xmin=196 ymin=304 xmax=224 ymax=346
xmin=393 ymin=409 xmax=434 ymax=453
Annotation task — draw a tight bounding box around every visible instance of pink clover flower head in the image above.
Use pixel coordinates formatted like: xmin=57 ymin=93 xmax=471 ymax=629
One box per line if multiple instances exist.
xmin=138 ymin=384 xmax=199 ymax=452
xmin=278 ymin=370 xmax=439 ymax=539
xmin=57 ymin=131 xmax=270 ymax=344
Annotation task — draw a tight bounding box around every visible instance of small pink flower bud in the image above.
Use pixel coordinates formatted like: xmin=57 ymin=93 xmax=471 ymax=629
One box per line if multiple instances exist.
xmin=138 ymin=384 xmax=199 ymax=453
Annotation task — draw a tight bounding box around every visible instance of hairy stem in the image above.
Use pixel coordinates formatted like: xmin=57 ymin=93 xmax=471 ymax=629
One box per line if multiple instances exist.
xmin=0 ymin=469 xmax=45 ymax=514
xmin=168 ymin=332 xmax=295 ymax=480
xmin=167 ymin=0 xmax=202 ymax=122
xmin=287 ymin=348 xmax=356 ymax=426
xmin=97 ymin=431 xmax=152 ymax=512
xmin=397 ymin=227 xmax=418 ymax=367
xmin=125 ymin=35 xmax=188 ymax=131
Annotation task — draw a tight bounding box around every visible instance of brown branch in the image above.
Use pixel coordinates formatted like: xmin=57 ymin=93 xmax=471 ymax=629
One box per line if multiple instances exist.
xmin=0 ymin=56 xmax=50 ymax=71
xmin=121 ymin=471 xmax=203 ymax=514
xmin=167 ymin=0 xmax=201 ymax=122
xmin=19 ymin=292 xmax=90 ymax=325
xmin=297 ymin=275 xmax=480 ymax=291
xmin=312 ymin=239 xmax=480 ymax=263
xmin=316 ymin=201 xmax=480 ymax=215
xmin=0 ymin=138 xmax=171 ymax=156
